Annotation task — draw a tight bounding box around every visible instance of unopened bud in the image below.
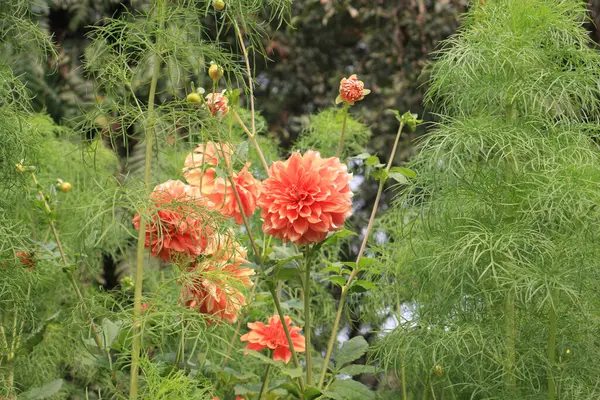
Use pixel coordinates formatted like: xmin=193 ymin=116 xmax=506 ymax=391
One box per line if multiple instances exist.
xmin=121 ymin=276 xmax=134 ymax=290
xmin=60 ymin=182 xmax=72 ymax=193
xmin=16 ymin=163 xmax=26 ymax=173
xmin=433 ymin=364 xmax=443 ymax=377
xmin=213 ymin=0 xmax=225 ymax=11
xmin=187 ymin=92 xmax=202 ymax=104
xmin=208 ymin=63 xmax=223 ymax=81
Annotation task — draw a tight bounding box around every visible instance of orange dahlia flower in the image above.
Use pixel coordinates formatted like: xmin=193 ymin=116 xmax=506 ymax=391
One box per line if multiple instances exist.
xmin=335 ymin=74 xmax=370 ymax=105
xmin=180 ymin=235 xmax=254 ymax=323
xmin=192 ymin=164 xmax=262 ymax=225
xmin=132 ymin=180 xmax=212 ymax=262
xmin=206 ymin=90 xmax=229 ymax=117
xmin=16 ymin=251 xmax=35 ymax=271
xmin=258 ymin=150 xmax=352 ymax=244
xmin=240 ymin=315 xmax=305 ymax=364
xmin=183 ymin=142 xmax=233 ymax=171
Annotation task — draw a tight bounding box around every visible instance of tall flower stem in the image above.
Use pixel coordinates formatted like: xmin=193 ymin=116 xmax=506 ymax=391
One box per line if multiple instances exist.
xmin=231 ymin=109 xmax=269 ymax=174
xmin=226 ymin=174 xmax=305 ymax=392
xmin=129 ymin=2 xmax=164 ymax=397
xmin=303 ymin=245 xmax=314 ymax=385
xmin=504 ymin=287 xmax=517 ymax=395
xmin=29 ymin=173 xmax=104 ymax=351
xmin=258 ymin=362 xmax=272 ymax=399
xmin=335 ymin=105 xmax=349 ymax=159
xmin=317 ymin=121 xmax=406 ymax=389
xmin=548 ymin=288 xmax=559 ymax=400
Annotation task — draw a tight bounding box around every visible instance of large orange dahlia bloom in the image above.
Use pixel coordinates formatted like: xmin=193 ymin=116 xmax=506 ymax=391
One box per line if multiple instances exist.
xmin=189 ymin=164 xmax=261 ymax=225
xmin=132 ymin=180 xmax=212 ymax=262
xmin=240 ymin=315 xmax=305 ymax=364
xmin=180 ymin=235 xmax=255 ymax=323
xmin=258 ymin=150 xmax=352 ymax=244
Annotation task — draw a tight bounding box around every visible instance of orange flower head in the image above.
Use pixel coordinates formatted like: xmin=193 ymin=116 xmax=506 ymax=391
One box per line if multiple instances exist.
xmin=240 ymin=315 xmax=305 ymax=364
xmin=132 ymin=180 xmax=212 ymax=262
xmin=16 ymin=251 xmax=35 ymax=271
xmin=183 ymin=142 xmax=234 ymax=185
xmin=193 ymin=164 xmax=262 ymax=225
xmin=336 ymin=74 xmax=370 ymax=105
xmin=258 ymin=150 xmax=353 ymax=244
xmin=180 ymin=234 xmax=254 ymax=323
xmin=206 ymin=90 xmax=229 ymax=117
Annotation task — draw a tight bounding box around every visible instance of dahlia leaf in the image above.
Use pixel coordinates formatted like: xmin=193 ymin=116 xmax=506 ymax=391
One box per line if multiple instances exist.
xmin=303 ymin=386 xmax=323 ymax=400
xmin=19 ymin=379 xmax=63 ymax=399
xmin=325 ymin=275 xmax=347 ymax=287
xmin=338 ymin=364 xmax=382 ymax=376
xmin=348 ymin=280 xmax=376 ymax=294
xmin=325 ymin=379 xmax=374 ymax=400
xmin=335 ymin=335 xmax=368 ymax=367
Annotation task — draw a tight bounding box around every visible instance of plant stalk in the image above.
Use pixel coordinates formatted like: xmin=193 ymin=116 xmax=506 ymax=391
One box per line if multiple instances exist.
xmin=317 ymin=122 xmax=405 ymax=389
xmin=231 ymin=109 xmax=269 ymax=174
xmin=258 ymin=362 xmax=272 ymax=399
xmin=129 ymin=5 xmax=163 ymax=397
xmin=226 ymin=174 xmax=305 ymax=392
xmin=335 ymin=105 xmax=349 ymax=158
xmin=548 ymin=288 xmax=558 ymax=400
xmin=504 ymin=287 xmax=517 ymax=395
xmin=303 ymin=246 xmax=313 ymax=385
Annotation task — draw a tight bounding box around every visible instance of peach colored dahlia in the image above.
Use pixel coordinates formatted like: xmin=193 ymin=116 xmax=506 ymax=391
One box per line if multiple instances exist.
xmin=206 ymin=90 xmax=229 ymax=117
xmin=192 ymin=164 xmax=262 ymax=225
xmin=183 ymin=142 xmax=234 ymax=189
xmin=132 ymin=180 xmax=212 ymax=262
xmin=240 ymin=315 xmax=305 ymax=364
xmin=335 ymin=74 xmax=370 ymax=105
xmin=258 ymin=150 xmax=352 ymax=245
xmin=180 ymin=235 xmax=254 ymax=323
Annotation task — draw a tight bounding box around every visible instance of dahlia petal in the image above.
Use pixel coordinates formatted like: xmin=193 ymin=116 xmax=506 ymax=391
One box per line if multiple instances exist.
xmin=273 ymin=346 xmax=292 ymax=364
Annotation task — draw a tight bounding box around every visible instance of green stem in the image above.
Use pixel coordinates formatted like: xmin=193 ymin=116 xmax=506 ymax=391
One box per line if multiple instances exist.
xmin=226 ymin=175 xmax=305 ymax=392
xmin=504 ymin=288 xmax=517 ymax=395
xmin=129 ymin=4 xmax=163 ymax=398
xmin=401 ymin=356 xmax=408 ymax=400
xmin=303 ymin=246 xmax=313 ymax=385
xmin=548 ymin=289 xmax=558 ymax=400
xmin=335 ymin=105 xmax=349 ymax=158
xmin=317 ymin=122 xmax=405 ymax=390
xmin=258 ymin=363 xmax=272 ymax=399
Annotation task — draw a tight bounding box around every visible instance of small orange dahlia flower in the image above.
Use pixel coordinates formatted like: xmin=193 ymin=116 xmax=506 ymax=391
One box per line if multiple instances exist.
xmin=206 ymin=90 xmax=229 ymax=117
xmin=258 ymin=150 xmax=352 ymax=245
xmin=240 ymin=315 xmax=305 ymax=364
xmin=132 ymin=180 xmax=212 ymax=262
xmin=183 ymin=142 xmax=233 ymax=172
xmin=180 ymin=235 xmax=254 ymax=323
xmin=192 ymin=164 xmax=262 ymax=225
xmin=335 ymin=74 xmax=370 ymax=105
xmin=16 ymin=251 xmax=35 ymax=271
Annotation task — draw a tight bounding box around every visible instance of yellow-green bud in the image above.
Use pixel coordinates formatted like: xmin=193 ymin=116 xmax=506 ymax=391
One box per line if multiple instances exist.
xmin=208 ymin=63 xmax=223 ymax=81
xmin=16 ymin=163 xmax=26 ymax=173
xmin=60 ymin=182 xmax=72 ymax=193
xmin=213 ymin=0 xmax=225 ymax=11
xmin=433 ymin=364 xmax=443 ymax=377
xmin=187 ymin=92 xmax=202 ymax=104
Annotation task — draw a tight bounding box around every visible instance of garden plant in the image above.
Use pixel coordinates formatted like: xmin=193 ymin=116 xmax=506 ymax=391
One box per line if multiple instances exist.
xmin=1 ymin=0 xmax=600 ymax=399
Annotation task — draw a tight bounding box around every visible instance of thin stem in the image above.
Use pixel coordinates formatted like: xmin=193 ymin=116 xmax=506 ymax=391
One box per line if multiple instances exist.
xmin=504 ymin=287 xmax=517 ymax=395
xmin=129 ymin=4 xmax=164 ymax=397
xmin=30 ymin=172 xmax=105 ymax=351
xmin=548 ymin=288 xmax=559 ymax=400
xmin=303 ymin=246 xmax=313 ymax=385
xmin=335 ymin=105 xmax=349 ymax=159
xmin=318 ymin=121 xmax=405 ymax=389
xmin=258 ymin=363 xmax=272 ymax=399
xmin=226 ymin=174 xmax=305 ymax=392
xmin=231 ymin=109 xmax=269 ymax=174
xmin=401 ymin=356 xmax=408 ymax=400
xmin=233 ymin=21 xmax=256 ymax=138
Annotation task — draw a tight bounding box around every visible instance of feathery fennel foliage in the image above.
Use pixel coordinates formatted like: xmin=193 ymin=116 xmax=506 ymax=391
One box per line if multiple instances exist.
xmin=375 ymin=1 xmax=600 ymax=399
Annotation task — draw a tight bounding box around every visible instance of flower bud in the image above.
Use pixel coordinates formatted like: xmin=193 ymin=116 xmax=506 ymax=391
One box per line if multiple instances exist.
xmin=433 ymin=364 xmax=443 ymax=377
xmin=187 ymin=92 xmax=202 ymax=104
xmin=213 ymin=0 xmax=225 ymax=11
xmin=208 ymin=63 xmax=223 ymax=81
xmin=60 ymin=182 xmax=72 ymax=193
xmin=121 ymin=276 xmax=135 ymax=291
xmin=16 ymin=163 xmax=26 ymax=173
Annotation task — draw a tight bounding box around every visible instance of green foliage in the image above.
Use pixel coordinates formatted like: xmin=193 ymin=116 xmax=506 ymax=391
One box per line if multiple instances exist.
xmin=295 ymin=108 xmax=371 ymax=159
xmin=376 ymin=0 xmax=600 ymax=398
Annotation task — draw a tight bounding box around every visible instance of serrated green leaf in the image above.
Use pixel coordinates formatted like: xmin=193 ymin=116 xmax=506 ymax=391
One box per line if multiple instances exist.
xmin=242 ymin=349 xmax=286 ymax=368
xmin=303 ymin=386 xmax=323 ymax=400
xmin=390 ymin=166 xmax=416 ymax=178
xmin=281 ymin=366 xmax=303 ymax=378
xmin=101 ymin=318 xmax=122 ymax=348
xmin=352 ymin=153 xmax=371 ymax=160
xmin=338 ymin=364 xmax=382 ymax=375
xmin=235 ymin=141 xmax=249 ymax=160
xmin=388 ymin=172 xmax=408 ymax=184
xmin=18 ymin=379 xmax=63 ymax=399
xmin=325 ymin=276 xmax=347 ymax=287
xmin=348 ymin=280 xmax=376 ymax=294
xmin=365 ymin=156 xmax=380 ymax=166
xmin=323 ymin=229 xmax=357 ymax=246
xmin=335 ymin=336 xmax=368 ymax=367
xmin=324 ymin=379 xmax=374 ymax=400
xmin=234 ymin=384 xmax=261 ymax=395
xmin=357 ymin=257 xmax=378 ymax=269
